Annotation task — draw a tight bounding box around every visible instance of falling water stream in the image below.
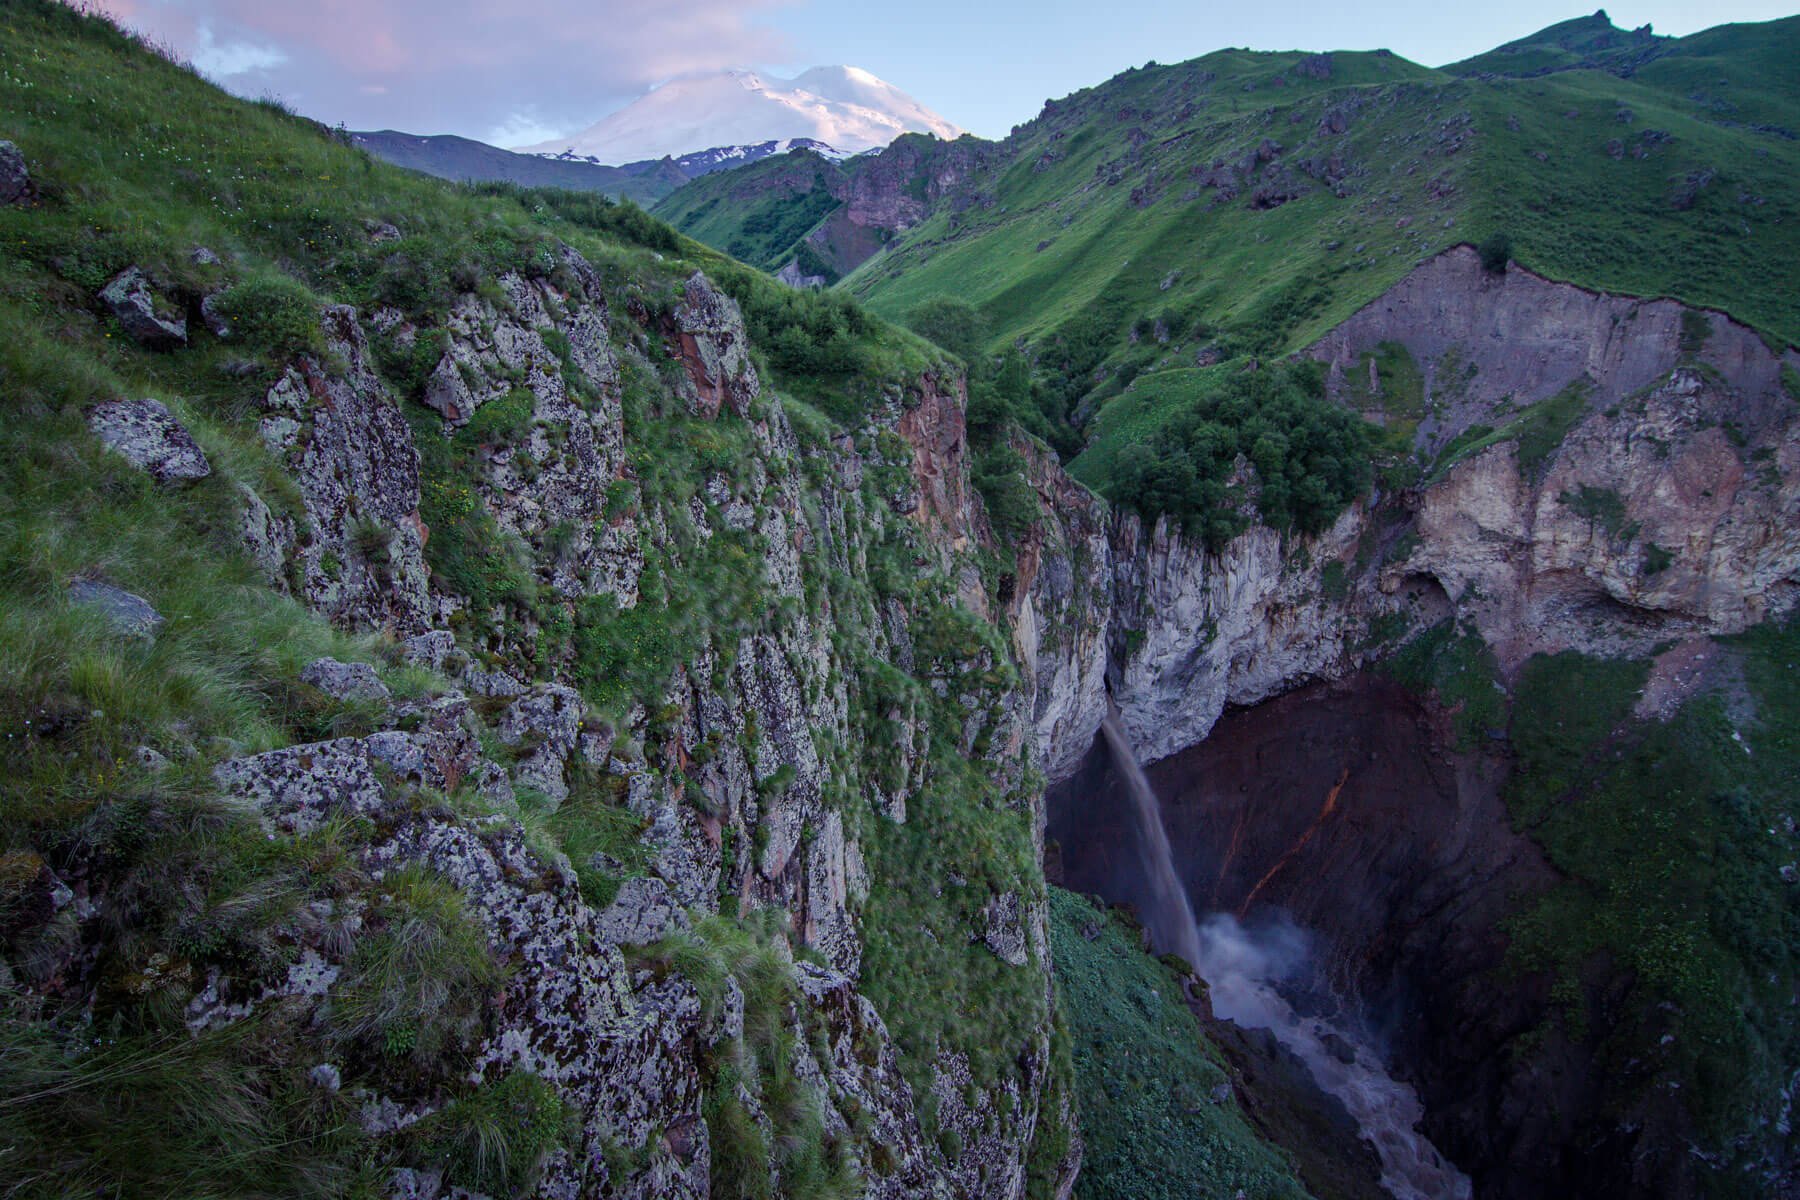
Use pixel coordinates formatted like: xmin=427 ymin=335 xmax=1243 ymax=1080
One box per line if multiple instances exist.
xmin=1100 ymin=706 xmax=1472 ymax=1200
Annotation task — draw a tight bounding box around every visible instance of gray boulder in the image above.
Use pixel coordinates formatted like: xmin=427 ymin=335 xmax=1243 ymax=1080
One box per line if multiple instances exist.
xmin=98 ymin=268 xmax=187 ymax=348
xmin=199 ymin=293 xmax=232 ymax=339
xmin=86 ymin=398 xmax=210 ymax=483
xmin=68 ymin=579 xmax=163 ymax=639
xmin=299 ymin=657 xmax=391 ymax=704
xmin=213 ymin=738 xmax=389 ymax=834
xmin=0 ymin=140 xmax=26 ymax=205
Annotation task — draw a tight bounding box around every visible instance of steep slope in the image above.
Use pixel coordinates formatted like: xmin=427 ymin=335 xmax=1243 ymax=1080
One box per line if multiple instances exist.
xmin=651 ymin=135 xmax=998 ymax=285
xmin=0 ymin=5 xmax=1135 ymax=1197
xmin=518 ymin=67 xmax=961 ymax=165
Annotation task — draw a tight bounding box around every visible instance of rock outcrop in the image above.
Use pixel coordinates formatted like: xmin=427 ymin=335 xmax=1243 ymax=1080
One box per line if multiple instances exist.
xmin=197 ymin=257 xmax=1075 ymax=1198
xmin=97 ymin=267 xmax=187 ymax=348
xmin=85 ymin=397 xmax=211 ymax=484
xmin=1102 ymin=246 xmax=1800 ymax=766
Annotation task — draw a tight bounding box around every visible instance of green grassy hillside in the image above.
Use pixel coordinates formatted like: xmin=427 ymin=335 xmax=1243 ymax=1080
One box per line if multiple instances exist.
xmin=1048 ymin=890 xmax=1311 ymax=1200
xmin=651 ymin=149 xmax=846 ymax=273
xmin=653 ymin=14 xmax=1799 ymax=544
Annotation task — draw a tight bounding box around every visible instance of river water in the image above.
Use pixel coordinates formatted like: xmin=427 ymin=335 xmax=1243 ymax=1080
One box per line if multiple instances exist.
xmin=1101 ymin=707 xmax=1472 ymax=1200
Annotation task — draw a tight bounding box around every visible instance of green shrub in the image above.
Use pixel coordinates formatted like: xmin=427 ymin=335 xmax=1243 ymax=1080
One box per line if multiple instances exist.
xmin=206 ymin=274 xmax=327 ymax=359
xmin=418 ymin=1071 xmax=574 ymax=1197
xmin=1478 ymin=231 xmax=1512 ymax=274
xmin=1106 ymin=359 xmax=1373 ymax=545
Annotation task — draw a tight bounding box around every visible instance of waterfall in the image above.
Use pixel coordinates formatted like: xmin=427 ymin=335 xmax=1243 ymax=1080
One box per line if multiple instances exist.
xmin=1100 ymin=706 xmax=1203 ymax=967
xmin=1101 ymin=704 xmax=1472 ymax=1200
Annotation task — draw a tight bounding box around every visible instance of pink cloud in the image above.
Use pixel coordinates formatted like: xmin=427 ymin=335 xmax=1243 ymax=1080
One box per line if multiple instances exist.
xmin=84 ymin=0 xmax=799 ymax=138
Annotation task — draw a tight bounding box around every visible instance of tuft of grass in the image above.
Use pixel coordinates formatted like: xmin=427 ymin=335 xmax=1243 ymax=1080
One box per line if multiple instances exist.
xmin=417 ymin=1070 xmax=575 ymax=1197
xmin=326 ymin=864 xmax=503 ymax=1070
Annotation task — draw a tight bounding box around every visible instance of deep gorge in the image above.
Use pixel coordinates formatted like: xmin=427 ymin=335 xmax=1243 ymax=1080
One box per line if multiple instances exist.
xmin=3 ymin=7 xmax=1800 ymax=1198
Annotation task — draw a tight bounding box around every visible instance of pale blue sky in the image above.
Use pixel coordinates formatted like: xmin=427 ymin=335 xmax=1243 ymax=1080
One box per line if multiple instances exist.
xmin=766 ymin=1 xmax=1800 ymax=138
xmin=104 ymin=0 xmax=1797 ymax=143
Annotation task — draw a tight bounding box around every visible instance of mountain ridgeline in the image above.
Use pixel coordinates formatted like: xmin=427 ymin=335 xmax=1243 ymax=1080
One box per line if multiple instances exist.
xmin=0 ymin=3 xmax=1798 ymax=1200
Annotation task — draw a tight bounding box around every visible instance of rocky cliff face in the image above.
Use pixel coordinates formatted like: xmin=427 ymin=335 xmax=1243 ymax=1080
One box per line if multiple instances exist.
xmin=1089 ymin=246 xmax=1800 ymax=768
xmin=1035 ymin=244 xmax=1800 ymax=1199
xmin=207 ymin=247 xmax=1080 ymax=1198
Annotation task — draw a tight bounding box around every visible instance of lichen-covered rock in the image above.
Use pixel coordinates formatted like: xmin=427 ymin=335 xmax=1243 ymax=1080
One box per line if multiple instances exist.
xmin=980 ymin=890 xmax=1030 ymax=966
xmin=86 ymin=398 xmax=211 ymax=483
xmin=401 ymin=630 xmax=457 ymax=672
xmin=68 ymin=578 xmax=163 ymax=639
xmin=423 ymin=268 xmax=638 ymax=603
xmin=0 ymin=139 xmax=27 ymax=205
xmin=257 ymin=306 xmax=432 ymax=633
xmin=198 ymin=292 xmax=231 ymax=339
xmin=670 ymin=271 xmax=759 ymax=419
xmin=595 ymin=876 xmax=689 ymax=946
xmin=298 ymin=657 xmax=390 ymax=704
xmin=98 ymin=267 xmax=187 ymax=348
xmin=498 ymin=684 xmax=584 ymax=806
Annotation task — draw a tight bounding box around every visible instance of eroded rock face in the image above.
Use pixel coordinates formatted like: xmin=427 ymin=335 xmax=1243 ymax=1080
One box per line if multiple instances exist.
xmin=98 ymin=267 xmax=186 ymax=348
xmin=190 ymin=250 xmax=1066 ymax=1197
xmin=425 ymin=264 xmax=639 ymax=604
xmin=1008 ymin=437 xmax=1113 ymax=783
xmin=1311 ymin=244 xmax=1793 ymax=455
xmin=1401 ymin=369 xmax=1800 ymax=661
xmin=1105 ymin=247 xmax=1800 ymax=767
xmin=670 ymin=271 xmax=759 ymax=419
xmin=85 ymin=398 xmax=211 ymax=483
xmin=246 ymin=306 xmax=432 ymax=634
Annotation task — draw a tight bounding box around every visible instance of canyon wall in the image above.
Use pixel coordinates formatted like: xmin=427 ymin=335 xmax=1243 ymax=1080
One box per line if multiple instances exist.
xmin=206 ymin=254 xmax=1084 ymax=1198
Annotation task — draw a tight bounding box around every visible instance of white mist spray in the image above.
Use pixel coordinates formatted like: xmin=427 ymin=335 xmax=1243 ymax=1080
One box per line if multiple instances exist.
xmin=1101 ymin=705 xmax=1472 ymax=1200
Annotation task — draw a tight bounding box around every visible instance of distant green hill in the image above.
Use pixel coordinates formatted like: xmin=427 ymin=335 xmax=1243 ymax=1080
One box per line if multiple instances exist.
xmin=654 ymin=12 xmax=1800 ymax=502
xmin=650 ymin=148 xmax=849 ymax=276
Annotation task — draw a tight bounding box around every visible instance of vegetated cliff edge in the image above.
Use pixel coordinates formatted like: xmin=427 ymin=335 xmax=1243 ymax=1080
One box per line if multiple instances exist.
xmin=0 ymin=6 xmax=1119 ymax=1196
xmin=1033 ymin=243 xmax=1800 ymax=1199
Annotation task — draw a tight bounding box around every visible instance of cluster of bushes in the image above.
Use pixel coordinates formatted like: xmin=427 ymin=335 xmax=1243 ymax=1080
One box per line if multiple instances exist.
xmin=1108 ymin=360 xmax=1373 ymax=547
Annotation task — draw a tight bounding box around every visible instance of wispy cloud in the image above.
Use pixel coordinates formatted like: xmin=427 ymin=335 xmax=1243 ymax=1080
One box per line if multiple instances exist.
xmin=85 ymin=0 xmax=798 ymax=139
xmin=190 ymin=24 xmax=286 ymax=77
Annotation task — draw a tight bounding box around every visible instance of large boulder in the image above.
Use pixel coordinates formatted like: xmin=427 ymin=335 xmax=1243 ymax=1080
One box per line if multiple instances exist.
xmin=98 ymin=267 xmax=187 ymax=348
xmin=68 ymin=579 xmax=163 ymax=639
xmin=85 ymin=398 xmax=211 ymax=483
xmin=0 ymin=140 xmax=27 ymax=205
xmin=595 ymin=875 xmax=690 ymax=946
xmin=298 ymin=657 xmax=391 ymax=704
xmin=498 ymin=683 xmax=585 ymax=806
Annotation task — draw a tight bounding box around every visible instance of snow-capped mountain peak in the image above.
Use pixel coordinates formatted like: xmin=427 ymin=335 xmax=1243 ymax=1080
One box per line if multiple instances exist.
xmin=515 ymin=66 xmax=960 ymax=167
